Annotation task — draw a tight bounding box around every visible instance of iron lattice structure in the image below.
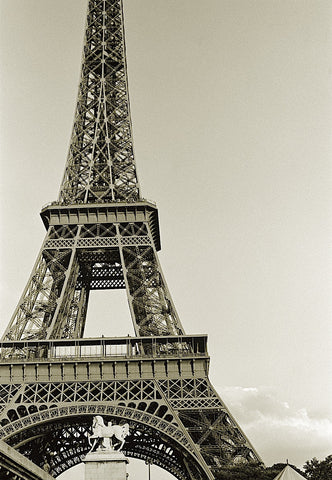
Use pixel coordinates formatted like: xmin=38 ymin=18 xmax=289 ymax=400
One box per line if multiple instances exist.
xmin=0 ymin=1 xmax=262 ymax=479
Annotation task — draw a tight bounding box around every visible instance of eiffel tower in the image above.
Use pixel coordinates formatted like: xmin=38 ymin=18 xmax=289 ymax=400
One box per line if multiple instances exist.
xmin=0 ymin=1 xmax=262 ymax=479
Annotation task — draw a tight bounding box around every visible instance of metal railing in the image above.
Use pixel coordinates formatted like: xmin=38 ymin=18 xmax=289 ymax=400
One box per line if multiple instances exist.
xmin=0 ymin=335 xmax=208 ymax=362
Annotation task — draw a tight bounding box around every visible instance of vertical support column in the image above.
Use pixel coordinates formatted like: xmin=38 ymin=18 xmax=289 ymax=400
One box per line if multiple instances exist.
xmin=84 ymin=451 xmax=129 ymax=480
xmin=117 ymin=221 xmax=185 ymax=338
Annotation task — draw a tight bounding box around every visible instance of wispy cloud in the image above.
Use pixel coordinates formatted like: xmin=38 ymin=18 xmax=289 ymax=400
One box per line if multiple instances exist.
xmin=218 ymin=386 xmax=332 ymax=468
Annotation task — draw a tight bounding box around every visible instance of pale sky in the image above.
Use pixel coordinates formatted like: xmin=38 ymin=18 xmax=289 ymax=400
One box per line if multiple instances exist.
xmin=0 ymin=0 xmax=331 ymax=478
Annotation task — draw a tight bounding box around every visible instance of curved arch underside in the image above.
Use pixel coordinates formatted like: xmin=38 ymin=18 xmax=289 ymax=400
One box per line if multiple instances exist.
xmin=3 ymin=412 xmax=208 ymax=480
xmin=0 ymin=374 xmax=260 ymax=478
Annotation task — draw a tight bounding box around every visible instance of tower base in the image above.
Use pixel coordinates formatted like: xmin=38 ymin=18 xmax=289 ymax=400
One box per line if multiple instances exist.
xmin=83 ymin=450 xmax=129 ymax=480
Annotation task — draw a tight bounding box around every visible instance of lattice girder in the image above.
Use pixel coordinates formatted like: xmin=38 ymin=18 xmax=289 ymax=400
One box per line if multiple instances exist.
xmin=121 ymin=244 xmax=184 ymax=337
xmin=2 ymin=205 xmax=183 ymax=341
xmin=0 ymin=343 xmax=261 ymax=475
xmin=0 ymin=402 xmax=210 ymax=480
xmin=1 ymin=247 xmax=72 ymax=342
xmin=59 ymin=0 xmax=140 ymax=204
xmin=159 ymin=378 xmax=260 ymax=470
xmin=1 ymin=0 xmax=262 ymax=476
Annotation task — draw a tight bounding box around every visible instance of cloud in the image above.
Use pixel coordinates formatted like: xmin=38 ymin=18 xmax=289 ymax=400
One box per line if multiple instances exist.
xmin=218 ymin=386 xmax=332 ymax=468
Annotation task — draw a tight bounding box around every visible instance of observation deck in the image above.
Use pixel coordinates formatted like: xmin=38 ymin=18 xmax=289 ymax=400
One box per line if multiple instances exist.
xmin=0 ymin=335 xmax=210 ymax=383
xmin=40 ymin=200 xmax=161 ymax=251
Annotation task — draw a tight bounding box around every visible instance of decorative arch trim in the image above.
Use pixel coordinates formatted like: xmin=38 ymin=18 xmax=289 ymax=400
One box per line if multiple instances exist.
xmin=0 ymin=403 xmax=196 ymax=455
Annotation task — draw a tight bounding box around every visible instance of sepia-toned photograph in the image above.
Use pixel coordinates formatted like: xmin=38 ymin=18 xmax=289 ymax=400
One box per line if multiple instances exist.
xmin=0 ymin=1 xmax=331 ymax=479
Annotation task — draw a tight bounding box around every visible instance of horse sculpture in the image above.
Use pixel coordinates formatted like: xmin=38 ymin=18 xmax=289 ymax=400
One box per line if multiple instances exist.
xmin=88 ymin=415 xmax=130 ymax=452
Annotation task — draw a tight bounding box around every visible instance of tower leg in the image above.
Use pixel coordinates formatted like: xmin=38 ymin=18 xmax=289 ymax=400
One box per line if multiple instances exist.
xmin=83 ymin=450 xmax=129 ymax=480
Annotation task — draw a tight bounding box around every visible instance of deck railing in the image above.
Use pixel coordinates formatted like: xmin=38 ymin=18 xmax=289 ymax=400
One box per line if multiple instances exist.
xmin=0 ymin=335 xmax=208 ymax=362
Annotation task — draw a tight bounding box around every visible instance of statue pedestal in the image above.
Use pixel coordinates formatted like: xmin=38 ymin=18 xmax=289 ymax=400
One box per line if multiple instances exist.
xmin=83 ymin=450 xmax=129 ymax=480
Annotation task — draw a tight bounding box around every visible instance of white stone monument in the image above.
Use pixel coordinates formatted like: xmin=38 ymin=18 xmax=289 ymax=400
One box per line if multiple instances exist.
xmin=83 ymin=416 xmax=130 ymax=480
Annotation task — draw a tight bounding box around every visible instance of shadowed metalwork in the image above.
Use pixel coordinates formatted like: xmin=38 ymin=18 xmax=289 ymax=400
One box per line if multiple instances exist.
xmin=0 ymin=0 xmax=261 ymax=478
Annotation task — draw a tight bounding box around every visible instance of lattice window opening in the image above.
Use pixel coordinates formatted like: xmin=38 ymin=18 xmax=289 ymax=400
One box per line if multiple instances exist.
xmin=159 ymin=380 xmax=181 ymax=399
xmin=80 ymin=223 xmax=117 ymax=238
xmin=76 ymin=251 xmax=124 ymax=274
xmin=5 ymin=409 xmax=19 ymax=422
xmin=87 ymin=190 xmax=113 ymax=203
xmin=124 ymin=245 xmax=155 ymax=265
xmin=64 ymin=150 xmax=138 ymax=199
xmin=169 ymin=398 xmax=221 ymax=410
xmin=76 ymin=238 xmax=119 ymax=248
xmin=76 ymin=270 xmax=125 ymax=288
xmin=89 ymin=167 xmax=112 ymax=186
xmin=120 ymin=237 xmax=151 ymax=247
xmin=45 ymin=239 xmax=76 ymax=249
xmin=78 ymin=248 xmax=121 ymax=264
xmin=41 ymin=250 xmax=71 ymax=279
xmin=48 ymin=225 xmax=78 ymax=240
xmin=0 ymin=385 xmax=20 ymax=403
xmin=3 ymin=387 xmax=172 ymax=419
xmin=89 ymin=263 xmax=123 ymax=277
xmin=166 ymin=379 xmax=216 ymax=399
xmin=132 ymin=266 xmax=158 ymax=283
xmin=88 ymin=278 xmax=125 ymax=289
xmin=119 ymin=222 xmax=148 ymax=237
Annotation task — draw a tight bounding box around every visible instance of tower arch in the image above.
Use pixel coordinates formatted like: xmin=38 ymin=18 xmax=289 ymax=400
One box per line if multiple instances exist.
xmin=0 ymin=404 xmax=209 ymax=479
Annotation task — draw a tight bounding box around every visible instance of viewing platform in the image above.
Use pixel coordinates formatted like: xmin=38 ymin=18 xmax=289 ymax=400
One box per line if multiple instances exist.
xmin=0 ymin=335 xmax=210 ymax=383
